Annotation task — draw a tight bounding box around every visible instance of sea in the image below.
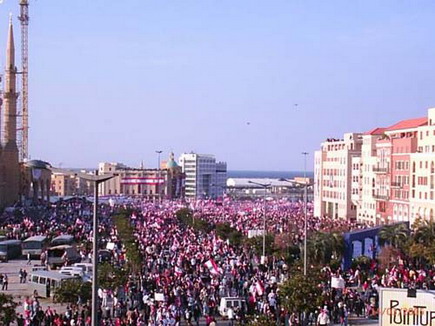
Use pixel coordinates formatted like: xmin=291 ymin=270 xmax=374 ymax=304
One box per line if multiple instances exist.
xmin=227 ymin=170 xmax=314 ymax=179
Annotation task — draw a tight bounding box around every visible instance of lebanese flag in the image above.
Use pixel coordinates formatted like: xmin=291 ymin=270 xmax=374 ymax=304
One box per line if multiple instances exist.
xmin=174 ymin=266 xmax=183 ymax=276
xmin=255 ymin=281 xmax=264 ymax=296
xmin=204 ymin=259 xmax=220 ymax=275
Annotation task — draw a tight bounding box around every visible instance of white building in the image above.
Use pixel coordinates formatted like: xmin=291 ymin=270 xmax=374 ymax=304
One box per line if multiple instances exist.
xmin=409 ymin=108 xmax=435 ymax=222
xmin=178 ymin=153 xmax=227 ymax=198
xmin=314 ymin=133 xmax=363 ymax=219
xmin=355 ymin=128 xmax=386 ymax=225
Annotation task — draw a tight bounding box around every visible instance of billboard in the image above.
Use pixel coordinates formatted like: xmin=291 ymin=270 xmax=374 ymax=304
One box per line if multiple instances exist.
xmin=379 ymin=288 xmax=435 ymax=326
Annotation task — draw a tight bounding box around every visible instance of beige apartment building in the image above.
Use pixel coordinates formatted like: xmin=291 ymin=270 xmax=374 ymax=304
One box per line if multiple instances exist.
xmin=98 ymin=153 xmax=185 ymax=199
xmin=314 ymin=133 xmax=363 ymax=219
xmin=352 ymin=128 xmax=385 ymax=225
xmin=315 ymin=108 xmax=435 ymax=225
xmin=51 ymin=171 xmax=94 ymax=197
xmin=409 ymin=108 xmax=435 ymax=223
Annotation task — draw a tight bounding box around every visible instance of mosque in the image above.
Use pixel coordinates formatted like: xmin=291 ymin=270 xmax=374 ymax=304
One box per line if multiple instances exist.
xmin=0 ymin=18 xmax=51 ymax=208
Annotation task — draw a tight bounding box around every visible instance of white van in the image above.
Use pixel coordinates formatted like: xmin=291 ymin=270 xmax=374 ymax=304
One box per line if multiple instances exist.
xmin=29 ymin=270 xmax=78 ymax=298
xmin=219 ymin=297 xmax=246 ymax=318
xmin=59 ymin=266 xmax=84 ymax=278
xmin=73 ymin=262 xmax=93 ymax=275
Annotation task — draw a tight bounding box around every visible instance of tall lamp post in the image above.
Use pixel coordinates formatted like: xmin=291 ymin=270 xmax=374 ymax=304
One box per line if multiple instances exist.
xmin=248 ymin=180 xmax=271 ymax=262
xmin=302 ymin=152 xmax=309 ymax=276
xmin=155 ymin=150 xmax=163 ymax=201
xmin=77 ymin=171 xmax=114 ymax=326
xmin=279 ymin=152 xmax=310 ymax=276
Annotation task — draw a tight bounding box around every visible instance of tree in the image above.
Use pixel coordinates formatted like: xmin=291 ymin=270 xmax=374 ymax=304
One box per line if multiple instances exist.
xmin=279 ymin=267 xmax=324 ymax=315
xmin=53 ymin=279 xmax=91 ymax=304
xmin=330 ymin=232 xmax=345 ymax=261
xmin=99 ymin=262 xmax=127 ymax=290
xmin=0 ymin=293 xmax=17 ymax=326
xmin=244 ymin=234 xmax=275 ymax=256
xmin=308 ymin=232 xmax=332 ymax=264
xmin=378 ymin=245 xmax=402 ymax=271
xmin=216 ymin=223 xmax=243 ymax=247
xmin=413 ymin=218 xmax=435 ymax=246
xmin=378 ymin=223 xmax=409 ymax=250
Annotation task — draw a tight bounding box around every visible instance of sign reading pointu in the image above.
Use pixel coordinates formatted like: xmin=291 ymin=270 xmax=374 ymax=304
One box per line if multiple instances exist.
xmin=379 ymin=288 xmax=435 ymax=326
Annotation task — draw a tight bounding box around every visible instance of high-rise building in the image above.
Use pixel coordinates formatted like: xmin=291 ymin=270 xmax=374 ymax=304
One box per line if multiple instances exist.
xmin=178 ymin=153 xmax=227 ymax=198
xmin=314 ymin=133 xmax=363 ymax=219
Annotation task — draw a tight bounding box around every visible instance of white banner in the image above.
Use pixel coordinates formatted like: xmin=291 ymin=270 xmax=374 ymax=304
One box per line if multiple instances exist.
xmin=248 ymin=230 xmax=264 ymax=239
xmin=331 ymin=276 xmax=345 ymax=289
xmin=121 ymin=177 xmax=165 ymax=185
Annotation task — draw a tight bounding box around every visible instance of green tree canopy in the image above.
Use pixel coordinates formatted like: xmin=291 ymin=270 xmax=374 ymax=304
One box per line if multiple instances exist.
xmin=53 ymin=279 xmax=91 ymax=304
xmin=0 ymin=293 xmax=17 ymax=326
xmin=378 ymin=223 xmax=409 ymax=250
xmin=279 ymin=267 xmax=325 ymax=314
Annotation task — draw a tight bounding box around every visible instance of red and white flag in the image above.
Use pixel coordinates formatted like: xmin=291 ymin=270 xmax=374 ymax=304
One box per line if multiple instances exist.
xmin=204 ymin=259 xmax=220 ymax=275
xmin=255 ymin=280 xmax=264 ymax=296
xmin=174 ymin=266 xmax=183 ymax=276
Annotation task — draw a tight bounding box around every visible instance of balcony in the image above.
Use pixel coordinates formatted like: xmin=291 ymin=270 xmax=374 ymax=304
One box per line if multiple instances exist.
xmin=391 ymin=182 xmax=402 ymax=188
xmin=373 ymin=194 xmax=389 ymax=201
xmin=373 ymin=167 xmax=389 ymax=173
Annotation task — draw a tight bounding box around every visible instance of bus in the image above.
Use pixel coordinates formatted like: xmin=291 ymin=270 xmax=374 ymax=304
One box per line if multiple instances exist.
xmin=50 ymin=235 xmax=75 ymax=247
xmin=23 ymin=235 xmax=49 ymax=258
xmin=47 ymin=245 xmax=80 ymax=269
xmin=0 ymin=240 xmax=22 ymax=262
xmin=29 ymin=270 xmax=79 ymax=298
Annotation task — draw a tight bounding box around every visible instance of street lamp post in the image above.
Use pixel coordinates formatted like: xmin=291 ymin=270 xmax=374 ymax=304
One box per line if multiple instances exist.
xmin=155 ymin=150 xmax=163 ymax=201
xmin=279 ymin=153 xmax=310 ymax=276
xmin=78 ymin=171 xmax=114 ymax=326
xmin=302 ymin=152 xmax=309 ymax=276
xmin=248 ymin=180 xmax=271 ymax=262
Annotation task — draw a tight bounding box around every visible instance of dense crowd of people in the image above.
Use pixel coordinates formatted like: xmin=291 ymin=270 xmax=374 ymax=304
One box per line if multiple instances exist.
xmin=0 ymin=197 xmax=433 ymax=325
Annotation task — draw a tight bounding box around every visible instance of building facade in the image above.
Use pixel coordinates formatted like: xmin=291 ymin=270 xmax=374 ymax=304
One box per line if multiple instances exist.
xmin=315 ymin=108 xmax=435 ymax=225
xmin=178 ymin=153 xmax=227 ymax=198
xmin=50 ymin=171 xmax=95 ymax=197
xmin=409 ymin=110 xmax=435 ymax=222
xmin=352 ymin=128 xmax=385 ymax=225
xmin=314 ymin=133 xmax=363 ymax=219
xmin=98 ymin=153 xmax=185 ymax=199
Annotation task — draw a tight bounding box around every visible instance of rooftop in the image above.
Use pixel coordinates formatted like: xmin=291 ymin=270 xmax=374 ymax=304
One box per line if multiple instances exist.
xmin=386 ymin=117 xmax=427 ymax=131
xmin=364 ymin=127 xmax=386 ymax=135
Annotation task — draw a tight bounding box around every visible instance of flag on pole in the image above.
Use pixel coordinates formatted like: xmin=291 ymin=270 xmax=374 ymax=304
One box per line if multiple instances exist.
xmin=204 ymin=259 xmax=220 ymax=275
xmin=255 ymin=280 xmax=264 ymax=296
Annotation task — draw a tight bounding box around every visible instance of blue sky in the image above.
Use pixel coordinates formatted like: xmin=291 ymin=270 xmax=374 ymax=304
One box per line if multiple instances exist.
xmin=0 ymin=0 xmax=435 ymax=170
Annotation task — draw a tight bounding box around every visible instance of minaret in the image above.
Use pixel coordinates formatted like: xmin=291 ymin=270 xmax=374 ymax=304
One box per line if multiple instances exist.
xmin=1 ymin=15 xmax=20 ymax=206
xmin=2 ymin=15 xmax=18 ymax=150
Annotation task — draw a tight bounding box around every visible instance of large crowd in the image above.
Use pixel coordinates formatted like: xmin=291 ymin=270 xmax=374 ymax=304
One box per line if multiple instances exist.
xmin=0 ymin=197 xmax=433 ymax=326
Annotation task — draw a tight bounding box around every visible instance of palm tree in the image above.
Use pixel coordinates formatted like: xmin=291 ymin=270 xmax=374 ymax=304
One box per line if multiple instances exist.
xmin=378 ymin=223 xmax=409 ymax=250
xmin=329 ymin=232 xmax=345 ymax=261
xmin=413 ymin=218 xmax=435 ymax=246
xmin=308 ymin=232 xmax=333 ymax=264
